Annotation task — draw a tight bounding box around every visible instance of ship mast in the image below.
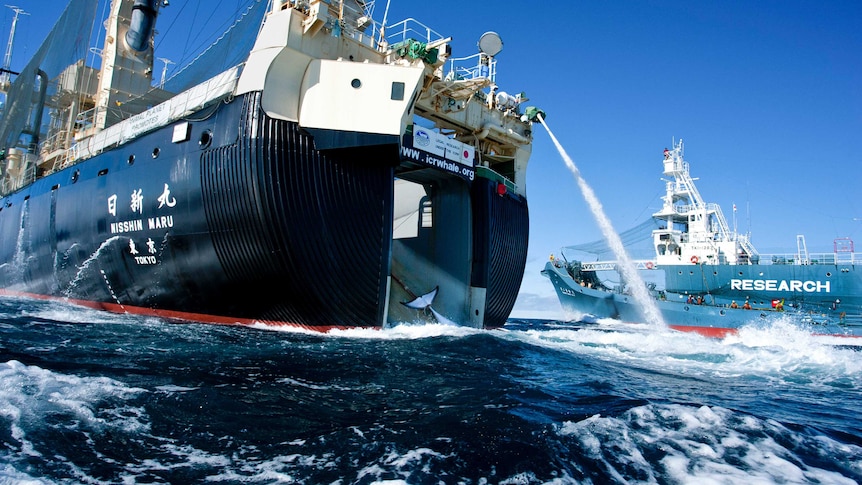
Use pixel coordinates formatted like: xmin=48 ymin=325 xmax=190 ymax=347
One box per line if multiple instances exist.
xmin=652 ymin=140 xmax=758 ymax=265
xmin=0 ymin=5 xmax=27 ymax=92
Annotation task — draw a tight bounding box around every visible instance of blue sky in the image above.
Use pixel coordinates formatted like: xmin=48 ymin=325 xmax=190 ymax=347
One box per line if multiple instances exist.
xmin=5 ymin=1 xmax=861 ymax=318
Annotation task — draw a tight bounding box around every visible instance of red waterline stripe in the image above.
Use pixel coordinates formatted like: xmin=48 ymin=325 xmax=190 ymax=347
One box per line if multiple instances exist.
xmin=669 ymin=323 xmax=862 ymax=340
xmin=0 ymin=289 xmax=361 ymax=333
xmin=616 ymin=321 xmax=739 ymax=339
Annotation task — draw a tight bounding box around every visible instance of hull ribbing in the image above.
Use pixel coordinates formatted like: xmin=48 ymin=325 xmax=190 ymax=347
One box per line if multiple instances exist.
xmin=471 ymin=179 xmax=529 ymax=328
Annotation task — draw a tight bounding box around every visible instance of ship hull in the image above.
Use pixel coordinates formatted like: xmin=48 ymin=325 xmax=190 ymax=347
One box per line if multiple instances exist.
xmin=0 ymin=92 xmax=528 ymax=330
xmin=662 ymin=263 xmax=861 ymax=313
xmin=543 ymin=262 xmax=862 ymax=338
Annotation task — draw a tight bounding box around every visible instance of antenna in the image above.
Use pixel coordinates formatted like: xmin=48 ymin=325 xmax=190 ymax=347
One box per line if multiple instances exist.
xmin=732 ymin=202 xmax=737 ymax=237
xmin=377 ymin=0 xmax=391 ymax=49
xmin=157 ymin=57 xmax=174 ymax=88
xmin=1 ymin=5 xmax=28 ymax=87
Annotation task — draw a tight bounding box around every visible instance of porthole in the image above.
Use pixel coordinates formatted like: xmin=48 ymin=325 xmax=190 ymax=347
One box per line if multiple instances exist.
xmin=351 ymin=78 xmax=361 ymax=89
xmin=152 ymin=147 xmax=161 ymax=159
xmin=738 ymin=271 xmax=744 ymax=276
xmin=720 ymin=309 xmax=726 ymax=316
xmin=199 ymin=130 xmax=212 ymax=149
xmin=128 ymin=154 xmax=135 ymax=165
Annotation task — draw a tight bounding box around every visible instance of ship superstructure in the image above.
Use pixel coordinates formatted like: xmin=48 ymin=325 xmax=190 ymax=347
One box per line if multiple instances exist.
xmin=651 ymin=141 xmax=758 ymax=267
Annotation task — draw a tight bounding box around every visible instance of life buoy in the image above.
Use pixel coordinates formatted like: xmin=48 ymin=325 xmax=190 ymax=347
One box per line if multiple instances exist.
xmin=690 ymin=255 xmax=699 ymax=264
xmin=645 ymin=261 xmax=654 ymax=269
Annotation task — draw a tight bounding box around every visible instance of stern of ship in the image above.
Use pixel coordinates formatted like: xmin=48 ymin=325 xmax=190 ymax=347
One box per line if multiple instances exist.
xmin=234 ymin=8 xmax=539 ymax=329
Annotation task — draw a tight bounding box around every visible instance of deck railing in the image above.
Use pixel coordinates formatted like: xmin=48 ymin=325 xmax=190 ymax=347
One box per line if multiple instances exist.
xmin=576 ymin=253 xmax=858 ymax=272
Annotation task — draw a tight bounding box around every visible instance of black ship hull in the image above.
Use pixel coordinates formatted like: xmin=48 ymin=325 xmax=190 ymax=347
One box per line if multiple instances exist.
xmin=0 ymin=92 xmax=528 ymax=330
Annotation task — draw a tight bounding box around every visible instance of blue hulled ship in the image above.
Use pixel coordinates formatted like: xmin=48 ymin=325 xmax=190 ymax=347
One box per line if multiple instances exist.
xmin=0 ymin=0 xmax=542 ymax=330
xmin=544 ymin=141 xmax=861 ymax=338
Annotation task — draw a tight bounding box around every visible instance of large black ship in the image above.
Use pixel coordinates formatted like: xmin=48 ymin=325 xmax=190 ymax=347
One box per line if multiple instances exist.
xmin=0 ymin=0 xmax=542 ymax=330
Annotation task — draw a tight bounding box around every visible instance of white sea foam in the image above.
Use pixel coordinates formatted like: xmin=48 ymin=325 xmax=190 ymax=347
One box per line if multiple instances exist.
xmin=559 ymin=404 xmax=861 ymax=484
xmin=191 ymin=449 xmax=333 ymax=483
xmin=0 ymin=462 xmax=48 ymax=485
xmin=0 ymin=360 xmax=149 ymax=479
xmin=355 ymin=447 xmax=450 ymax=484
xmin=11 ymin=296 xmax=162 ymax=327
xmin=154 ymin=385 xmax=199 ymax=393
xmin=276 ymin=376 xmax=363 ymax=392
xmin=328 ymin=322 xmax=482 ymax=340
xmin=22 ymin=305 xmax=132 ymax=325
xmin=119 ymin=441 xmax=235 ymax=481
xmin=249 ymin=319 xmax=485 ymax=340
xmin=504 ymin=319 xmax=862 ymax=386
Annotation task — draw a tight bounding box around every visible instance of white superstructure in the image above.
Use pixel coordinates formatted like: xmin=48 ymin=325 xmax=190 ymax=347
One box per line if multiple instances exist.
xmin=651 ymin=140 xmax=757 ymax=266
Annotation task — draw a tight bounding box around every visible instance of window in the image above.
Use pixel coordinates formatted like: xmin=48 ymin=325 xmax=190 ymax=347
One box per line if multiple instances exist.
xmin=391 ymin=81 xmax=405 ymax=100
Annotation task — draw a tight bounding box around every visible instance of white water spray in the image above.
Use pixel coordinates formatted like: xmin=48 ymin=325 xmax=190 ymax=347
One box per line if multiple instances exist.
xmin=537 ymin=114 xmax=665 ymax=327
xmin=9 ymin=199 xmax=30 ymax=282
xmin=64 ymin=236 xmax=124 ymax=297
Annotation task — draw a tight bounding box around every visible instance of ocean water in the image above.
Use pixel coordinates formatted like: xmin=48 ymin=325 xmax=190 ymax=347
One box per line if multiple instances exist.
xmin=0 ymin=295 xmax=860 ymax=484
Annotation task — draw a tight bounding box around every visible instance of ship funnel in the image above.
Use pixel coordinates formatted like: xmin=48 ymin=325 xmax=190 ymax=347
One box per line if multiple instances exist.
xmin=125 ymin=0 xmax=160 ymax=53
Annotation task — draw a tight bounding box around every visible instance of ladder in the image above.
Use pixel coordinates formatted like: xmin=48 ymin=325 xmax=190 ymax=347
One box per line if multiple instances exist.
xmin=796 ymin=235 xmax=809 ymax=265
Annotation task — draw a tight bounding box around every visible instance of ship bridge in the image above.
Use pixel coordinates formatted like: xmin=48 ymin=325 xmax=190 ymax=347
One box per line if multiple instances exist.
xmin=651 ymin=140 xmax=758 ymax=266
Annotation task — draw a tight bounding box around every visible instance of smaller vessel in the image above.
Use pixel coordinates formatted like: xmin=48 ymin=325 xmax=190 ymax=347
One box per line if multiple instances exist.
xmin=543 ymin=140 xmax=861 ymax=338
